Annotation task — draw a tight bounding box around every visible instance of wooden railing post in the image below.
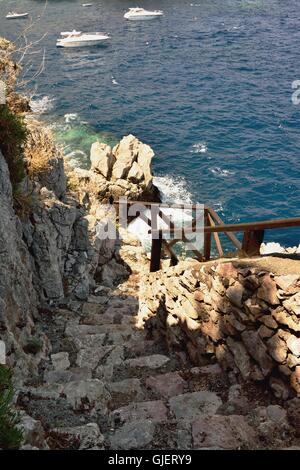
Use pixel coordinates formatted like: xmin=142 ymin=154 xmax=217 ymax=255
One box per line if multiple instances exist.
xmin=203 ymin=209 xmax=211 ymax=261
xmin=242 ymin=229 xmax=265 ymax=256
xmin=150 ymin=230 xmax=162 ymax=272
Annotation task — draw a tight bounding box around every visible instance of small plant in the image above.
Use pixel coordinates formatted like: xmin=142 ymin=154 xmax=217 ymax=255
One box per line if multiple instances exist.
xmin=23 ymin=336 xmax=43 ymax=355
xmin=0 ymin=103 xmax=27 ymax=194
xmin=24 ymin=121 xmax=58 ymax=178
xmin=0 ymin=365 xmax=23 ymax=449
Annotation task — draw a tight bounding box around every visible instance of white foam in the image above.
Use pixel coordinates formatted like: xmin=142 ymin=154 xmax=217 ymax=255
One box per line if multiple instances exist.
xmin=30 ymin=96 xmax=55 ymax=114
xmin=128 ymin=175 xmax=200 ymax=251
xmin=190 ymin=142 xmax=207 ymax=154
xmin=64 ymin=113 xmax=79 ymax=123
xmin=153 ymin=175 xmax=193 ymax=204
xmin=210 ymin=167 xmax=235 ymax=177
xmin=64 ymin=149 xmax=88 ymax=169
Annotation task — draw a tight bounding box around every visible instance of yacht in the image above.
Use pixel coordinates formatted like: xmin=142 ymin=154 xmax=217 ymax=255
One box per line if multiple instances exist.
xmin=124 ymin=7 xmax=164 ymax=21
xmin=56 ymin=30 xmax=110 ymax=48
xmin=6 ymin=12 xmax=29 ymax=19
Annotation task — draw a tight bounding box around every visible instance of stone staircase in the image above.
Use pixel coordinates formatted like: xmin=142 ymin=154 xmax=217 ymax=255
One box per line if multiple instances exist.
xmin=17 ymin=255 xmax=300 ymax=450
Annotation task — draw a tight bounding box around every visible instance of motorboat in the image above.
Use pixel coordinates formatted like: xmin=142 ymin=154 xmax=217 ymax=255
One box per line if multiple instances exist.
xmin=124 ymin=7 xmax=163 ymax=21
xmin=6 ymin=11 xmax=29 ymax=19
xmin=82 ymin=3 xmax=93 ymax=6
xmin=56 ymin=30 xmax=110 ymax=48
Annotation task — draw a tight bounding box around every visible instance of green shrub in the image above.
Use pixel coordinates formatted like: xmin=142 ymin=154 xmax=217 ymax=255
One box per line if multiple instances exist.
xmin=0 ymin=103 xmax=27 ymax=194
xmin=0 ymin=365 xmax=23 ymax=449
xmin=23 ymin=336 xmax=43 ymax=355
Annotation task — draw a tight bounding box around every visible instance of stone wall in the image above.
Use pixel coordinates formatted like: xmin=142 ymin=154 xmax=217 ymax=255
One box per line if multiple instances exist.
xmin=138 ymin=259 xmax=300 ymax=399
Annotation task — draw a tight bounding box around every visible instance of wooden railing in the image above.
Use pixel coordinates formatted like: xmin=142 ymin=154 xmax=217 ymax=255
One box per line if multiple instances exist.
xmin=114 ymin=200 xmax=300 ymax=272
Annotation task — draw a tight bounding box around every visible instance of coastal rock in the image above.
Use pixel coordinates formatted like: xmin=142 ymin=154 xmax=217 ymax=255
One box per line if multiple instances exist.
xmin=127 ymin=161 xmax=144 ymax=184
xmin=112 ymin=135 xmax=139 ymax=181
xmin=90 ymin=142 xmax=115 ymax=178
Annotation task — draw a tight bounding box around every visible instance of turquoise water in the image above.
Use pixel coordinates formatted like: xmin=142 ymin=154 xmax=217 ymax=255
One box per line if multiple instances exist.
xmin=1 ymin=0 xmax=300 ymax=247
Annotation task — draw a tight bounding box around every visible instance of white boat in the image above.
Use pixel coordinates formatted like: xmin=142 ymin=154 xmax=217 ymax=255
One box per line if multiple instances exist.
xmin=6 ymin=11 xmax=29 ymax=19
xmin=124 ymin=7 xmax=163 ymax=21
xmin=56 ymin=30 xmax=110 ymax=48
xmin=82 ymin=3 xmax=93 ymax=6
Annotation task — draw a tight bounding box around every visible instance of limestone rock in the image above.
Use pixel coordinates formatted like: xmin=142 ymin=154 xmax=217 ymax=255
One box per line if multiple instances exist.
xmin=127 ymin=161 xmax=144 ymax=184
xmin=107 ymin=378 xmax=145 ymax=405
xmin=19 ymin=413 xmax=47 ymax=449
xmin=269 ymin=377 xmax=290 ymax=400
xmin=51 ymin=423 xmax=104 ymax=450
xmin=110 ymin=400 xmax=168 ymax=425
xmin=226 ymin=283 xmax=244 ymax=308
xmin=283 ymin=293 xmax=300 ymax=316
xmin=169 ymin=391 xmax=222 ymax=421
xmin=267 ymin=332 xmax=288 ymax=363
xmin=241 ymin=330 xmax=273 ymax=376
xmin=257 ymin=274 xmax=279 ymax=305
xmin=90 ymin=142 xmax=115 ymax=178
xmin=286 ymin=335 xmax=300 ymax=357
xmin=136 ymin=142 xmax=154 ymax=189
xmin=226 ymin=338 xmax=251 ymax=379
xmin=112 ymin=135 xmax=139 ymax=181
xmin=109 ymin=419 xmax=156 ymax=450
xmin=192 ymin=415 xmax=256 ymax=449
xmin=51 ymin=352 xmax=70 ymax=371
xmin=62 ymin=379 xmax=111 ymax=412
xmin=290 ymin=366 xmax=300 ymax=396
xmin=125 ymin=354 xmax=170 ymax=371
xmin=145 ymin=371 xmax=186 ymax=398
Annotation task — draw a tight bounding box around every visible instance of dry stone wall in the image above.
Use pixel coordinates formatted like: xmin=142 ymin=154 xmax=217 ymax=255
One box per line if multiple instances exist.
xmin=138 ymin=259 xmax=300 ymax=399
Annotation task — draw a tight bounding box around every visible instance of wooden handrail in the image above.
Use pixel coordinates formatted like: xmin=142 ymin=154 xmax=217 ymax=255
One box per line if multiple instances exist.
xmin=156 ymin=216 xmax=300 ymax=236
xmin=112 ymin=198 xmax=300 ymax=269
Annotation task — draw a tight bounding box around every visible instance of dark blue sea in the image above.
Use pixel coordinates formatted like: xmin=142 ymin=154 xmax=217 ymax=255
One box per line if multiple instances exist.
xmin=1 ymin=0 xmax=300 ymax=248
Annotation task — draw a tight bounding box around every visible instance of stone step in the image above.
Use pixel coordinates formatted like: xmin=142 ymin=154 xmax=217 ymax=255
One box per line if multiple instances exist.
xmin=106 ymin=378 xmax=145 ymax=408
xmin=109 ymin=400 xmax=169 ymax=427
xmin=113 ymin=354 xmax=176 ymax=380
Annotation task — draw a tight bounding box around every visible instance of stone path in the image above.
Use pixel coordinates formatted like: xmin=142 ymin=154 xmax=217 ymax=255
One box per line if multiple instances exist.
xmin=16 ymin=246 xmax=300 ymax=450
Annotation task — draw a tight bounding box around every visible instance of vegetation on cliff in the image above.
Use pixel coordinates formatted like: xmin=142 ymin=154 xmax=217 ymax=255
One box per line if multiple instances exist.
xmin=0 ymin=104 xmax=27 ymax=194
xmin=0 ymin=365 xmax=23 ymax=449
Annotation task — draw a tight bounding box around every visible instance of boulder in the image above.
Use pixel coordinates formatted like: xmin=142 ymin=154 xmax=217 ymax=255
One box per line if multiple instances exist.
xmin=90 ymin=142 xmax=115 ymax=178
